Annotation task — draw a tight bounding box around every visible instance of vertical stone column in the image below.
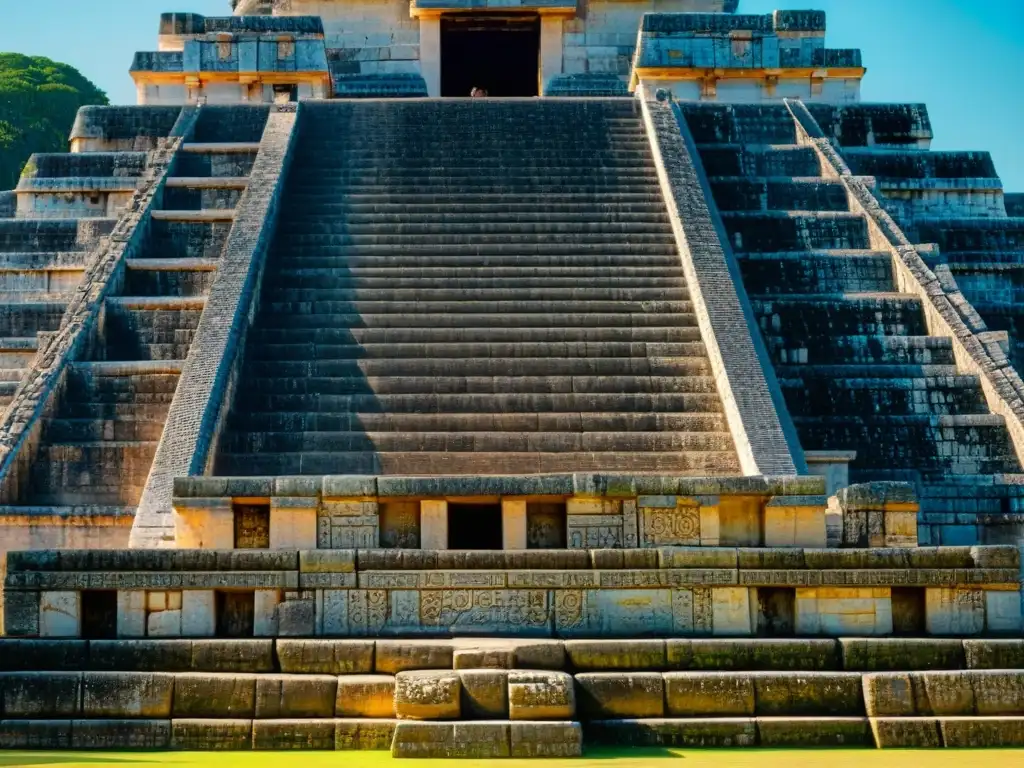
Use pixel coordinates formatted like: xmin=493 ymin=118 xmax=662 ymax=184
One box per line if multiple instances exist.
xmin=502 ymin=499 xmax=527 ymax=550
xmin=419 ymin=17 xmax=441 ymax=97
xmin=421 ymin=500 xmax=448 ymax=550
xmin=539 ymin=16 xmax=564 ymax=95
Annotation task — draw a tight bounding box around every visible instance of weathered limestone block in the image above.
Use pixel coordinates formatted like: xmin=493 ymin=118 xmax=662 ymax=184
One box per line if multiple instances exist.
xmin=514 ymin=642 xmax=567 ymax=670
xmin=420 ymin=500 xmax=448 ymax=550
xmin=277 ymin=639 xmax=374 ymax=674
xmin=335 ymin=674 xmax=396 ymax=718
xmin=712 ymin=587 xmax=753 ymax=635
xmin=82 ymin=672 xmax=174 ymax=717
xmin=718 ymin=496 xmax=762 ymax=547
xmin=171 ymin=719 xmax=252 ymax=750
xmin=670 ymin=638 xmax=841 ymax=671
xmin=278 ymin=599 xmax=315 ymax=636
xmin=0 ymin=639 xmax=88 ymax=671
xmin=147 ymin=610 xmax=182 ymax=637
xmin=502 ymin=499 xmax=527 ymax=550
xmin=117 ymin=592 xmax=146 ymax=638
xmin=863 ymin=673 xmax=916 ymax=716
xmin=869 ymin=717 xmax=942 ymax=748
xmin=585 ymin=717 xmax=757 ymax=747
xmin=3 ymin=591 xmax=40 ymax=637
xmin=939 ymin=716 xmax=1024 ymax=747
xmin=664 ymin=672 xmax=755 ymax=716
xmin=173 ymin=500 xmax=233 ymax=549
xmin=335 ymin=718 xmax=397 ymax=750
xmin=39 ymin=592 xmax=79 ymax=637
xmin=970 ymin=671 xmax=1024 ymax=715
xmin=926 ymin=588 xmax=985 ymax=635
xmin=1 ymin=672 xmax=81 ymax=717
xmin=394 ymin=670 xmax=461 ymax=720
xmin=510 ymin=721 xmax=582 ymax=758
xmin=763 ymin=497 xmax=827 ymax=548
xmin=751 ymin=672 xmax=863 ymax=715
xmin=576 ymin=672 xmax=664 ymax=718
xmin=255 ymin=674 xmax=337 ymax=718
xmin=796 ymin=588 xmax=893 ymax=635
xmin=453 ymin=648 xmax=513 ymax=670
xmin=508 ymin=670 xmax=576 ymax=720
xmin=640 ymin=500 xmax=701 ymax=546
xmin=457 ymin=669 xmax=508 ymax=718
xmin=0 ymin=719 xmax=72 ymax=749
xmin=984 ymin=590 xmax=1023 ymax=633
xmin=756 ymin=717 xmax=870 ymax=746
xmin=71 ymin=719 xmax=171 ymax=749
xmin=181 ymin=590 xmax=216 ymax=637
xmin=391 ymin=721 xmax=511 ymax=758
xmin=864 ymin=671 xmax=975 ymax=716
xmin=89 ymin=640 xmax=192 ymax=672
xmin=564 ymin=639 xmax=666 ymax=670
xmin=190 ymin=640 xmax=274 ymax=672
xmin=252 ymin=719 xmax=336 ymax=750
xmin=964 ymin=639 xmax=1024 ymax=670
xmin=840 ymin=638 xmax=965 ymax=671
xmin=270 ymin=499 xmax=318 ymax=550
xmin=376 ymin=640 xmax=453 ymax=674
xmin=172 ymin=673 xmax=256 ymax=718
xmin=253 ymin=590 xmax=281 ymax=637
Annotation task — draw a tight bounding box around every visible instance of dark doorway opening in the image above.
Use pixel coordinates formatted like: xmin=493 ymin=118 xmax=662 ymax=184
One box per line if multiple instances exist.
xmin=216 ymin=591 xmax=255 ymax=638
xmin=891 ymin=587 xmax=926 ymax=635
xmin=448 ymin=503 xmax=503 ymax=549
xmin=441 ymin=14 xmax=540 ymax=97
xmin=81 ymin=590 xmax=118 ymax=639
xmin=756 ymin=588 xmax=795 ymax=636
xmin=527 ymin=502 xmax=567 ymax=549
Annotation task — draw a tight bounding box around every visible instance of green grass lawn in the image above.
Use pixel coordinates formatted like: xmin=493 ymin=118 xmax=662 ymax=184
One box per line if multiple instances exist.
xmin=2 ymin=750 xmax=1024 ymax=768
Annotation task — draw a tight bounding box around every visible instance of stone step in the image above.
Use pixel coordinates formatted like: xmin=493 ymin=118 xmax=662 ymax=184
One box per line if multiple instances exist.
xmin=42 ymin=416 xmax=167 ymax=443
xmin=291 ymin=193 xmax=666 ymax=207
xmin=278 ymin=211 xmax=672 ymax=227
xmin=165 ymin=176 xmax=249 ymax=189
xmin=61 ymin=401 xmax=174 ymax=419
xmin=243 ymin=356 xmax=713 ymax=379
xmin=697 ymin=144 xmax=821 ymax=177
xmin=270 ymin=246 xmax=681 ymax=263
xmin=779 ymin=374 xmax=990 ymax=417
xmin=219 ymin=429 xmax=737 ymax=453
xmin=237 ymin=391 xmax=725 ymax=415
xmin=229 ymin=411 xmax=728 ymax=434
xmin=263 ymin=286 xmax=689 ymax=303
xmin=267 ymin=272 xmax=686 ymax=289
xmin=778 ymin=364 xmax=962 ymax=378
xmin=241 ymin=374 xmax=719 ymax=396
xmin=763 ymin=334 xmax=956 ymax=366
xmin=259 ymin=299 xmax=692 ymax=316
xmin=721 ymin=211 xmax=870 ymax=252
xmin=151 ymin=209 xmax=235 ymax=223
xmin=752 ymin=294 xmax=927 ymax=337
xmin=682 ymin=103 xmax=798 ymax=144
xmin=0 ymin=301 xmax=66 ymax=337
xmin=249 ymin=325 xmax=702 ymax=345
xmin=278 ymin=233 xmax=677 ymax=247
xmin=277 ymin=223 xmax=675 ymax=238
xmin=214 ymin=449 xmax=741 ymax=477
xmin=28 ymin=441 xmax=159 ymax=505
xmin=0 ymin=218 xmax=115 ymax=253
xmin=162 ymin=185 xmax=244 ymax=212
xmin=737 ymin=250 xmax=894 ymax=294
xmin=176 ymin=151 xmax=258 ymax=179
xmin=124 ymin=259 xmax=217 ymax=297
xmin=149 ymin=220 xmax=232 ymax=260
xmin=246 ymin=340 xmax=707 ymax=361
xmin=254 ymin=312 xmax=697 ymax=331
xmin=709 ymin=177 xmax=849 ymax=213
xmin=299 ymin=150 xmax=653 ymax=165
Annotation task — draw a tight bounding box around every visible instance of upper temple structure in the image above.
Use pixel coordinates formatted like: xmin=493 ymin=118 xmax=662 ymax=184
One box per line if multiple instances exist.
xmin=0 ymin=0 xmax=1022 ymax=756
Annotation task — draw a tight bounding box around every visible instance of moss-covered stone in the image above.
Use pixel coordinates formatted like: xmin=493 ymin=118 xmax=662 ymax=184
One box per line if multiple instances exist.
xmin=394 ymin=670 xmax=461 ymax=720
xmin=252 ymin=719 xmax=336 ymax=749
xmin=171 ymin=673 xmax=256 ymax=718
xmin=664 ymin=672 xmax=754 ymax=716
xmin=170 ymin=718 xmax=252 ymax=750
xmin=584 ymin=717 xmax=757 ymax=747
xmin=869 ymin=717 xmax=942 ymax=748
xmin=939 ymin=716 xmax=1024 ymax=747
xmin=756 ymin=716 xmax=870 ymax=746
xmin=964 ymin=639 xmax=1024 ymax=670
xmin=575 ymin=672 xmax=665 ymax=718
xmin=254 ymin=674 xmax=337 ymax=718
xmin=81 ymin=672 xmax=174 ymax=718
xmin=841 ymin=638 xmax=965 ymax=671
xmin=752 ymin=672 xmax=863 ymax=716
xmin=335 ymin=674 xmax=396 ymax=718
xmin=671 ymin=639 xmax=840 ymax=670
xmin=276 ymin=640 xmax=374 ymax=674
xmin=190 ymin=640 xmax=273 ymax=672
xmin=565 ymin=640 xmax=666 ymax=670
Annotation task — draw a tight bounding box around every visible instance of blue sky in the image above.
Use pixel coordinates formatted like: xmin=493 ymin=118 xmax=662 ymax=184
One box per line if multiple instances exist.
xmin=1 ymin=0 xmax=1021 ymax=189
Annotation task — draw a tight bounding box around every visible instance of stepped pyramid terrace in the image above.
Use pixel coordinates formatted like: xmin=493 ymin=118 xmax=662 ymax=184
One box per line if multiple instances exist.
xmin=1 ymin=0 xmax=1023 ymax=756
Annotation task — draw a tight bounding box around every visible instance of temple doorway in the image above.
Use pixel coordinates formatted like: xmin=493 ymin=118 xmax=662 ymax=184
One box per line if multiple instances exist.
xmin=441 ymin=14 xmax=541 ymax=97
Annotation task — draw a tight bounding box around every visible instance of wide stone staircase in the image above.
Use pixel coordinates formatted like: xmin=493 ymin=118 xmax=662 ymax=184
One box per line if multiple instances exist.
xmin=215 ymin=99 xmax=740 ymax=477
xmin=680 ymin=104 xmax=1022 ymax=502
xmin=11 ymin=108 xmax=266 ymax=511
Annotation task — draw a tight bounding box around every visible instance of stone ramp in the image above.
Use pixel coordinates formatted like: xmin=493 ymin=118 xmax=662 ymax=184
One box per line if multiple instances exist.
xmin=214 ymin=99 xmax=741 ymax=477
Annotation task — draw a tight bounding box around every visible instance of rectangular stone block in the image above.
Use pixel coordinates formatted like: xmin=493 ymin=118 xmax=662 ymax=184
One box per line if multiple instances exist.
xmin=796 ymin=587 xmax=892 ymax=636
xmin=252 ymin=718 xmax=336 ymax=749
xmin=939 ymin=716 xmax=1024 ymax=747
xmin=376 ymin=640 xmax=453 ymax=674
xmin=457 ymin=669 xmax=508 ymax=718
xmin=564 ymin=639 xmax=666 ymax=670
xmin=82 ymin=672 xmax=174 ymax=717
xmin=255 ymin=674 xmax=337 ymax=718
xmin=665 ymin=672 xmax=754 ymax=716
xmin=181 ymin=590 xmax=215 ymax=637
xmin=926 ymin=588 xmax=985 ymax=635
xmin=841 ymin=638 xmax=965 ymax=671
xmin=1 ymin=672 xmax=81 ymax=717
xmin=278 ymin=599 xmax=315 ymax=636
xmin=670 ymin=638 xmax=841 ymax=671
xmin=88 ymin=639 xmax=191 ymax=672
xmin=756 ymin=716 xmax=870 ymax=746
xmin=763 ymin=498 xmax=827 ymax=548
xmin=0 ymin=719 xmax=72 ymax=749
xmin=117 ymin=591 xmax=146 ymax=638
xmin=335 ymin=718 xmax=397 ymax=750
xmin=985 ymin=590 xmax=1023 ymax=633
xmin=502 ymin=499 xmax=527 ymax=550
xmin=420 ymin=500 xmax=447 ymax=550
xmin=39 ymin=591 xmax=79 ymax=637
xmin=869 ymin=716 xmax=942 ymax=747
xmin=253 ymin=589 xmax=280 ymax=637
xmin=0 ymin=639 xmax=88 ymax=671
xmin=172 ymin=672 xmax=256 ymax=718
xmin=394 ymin=670 xmax=460 ymax=720
xmin=171 ymin=718 xmax=252 ymax=750
xmin=510 ymin=720 xmax=582 ymax=758
xmin=277 ymin=639 xmax=374 ymax=674
xmin=576 ymin=672 xmax=664 ymax=718
xmin=190 ymin=640 xmax=274 ymax=672
xmin=70 ymin=719 xmax=171 ymax=749
xmin=392 ymin=720 xmax=510 ymax=758
xmin=964 ymin=639 xmax=1024 ymax=670
xmin=970 ymin=671 xmax=1024 ymax=715
xmin=147 ymin=609 xmax=182 ymax=637
xmin=270 ymin=505 xmax=317 ymax=549
xmin=508 ymin=670 xmax=575 ymax=720
xmin=751 ymin=672 xmax=863 ymax=715
xmin=336 ymin=674 xmax=396 ymax=718
xmin=712 ymin=587 xmax=752 ymax=635
xmin=3 ymin=591 xmax=40 ymax=636
xmin=584 ymin=717 xmax=757 ymax=747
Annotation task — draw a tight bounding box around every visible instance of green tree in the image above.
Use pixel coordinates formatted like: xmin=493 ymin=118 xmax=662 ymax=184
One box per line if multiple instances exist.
xmin=0 ymin=53 xmax=108 ymax=190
